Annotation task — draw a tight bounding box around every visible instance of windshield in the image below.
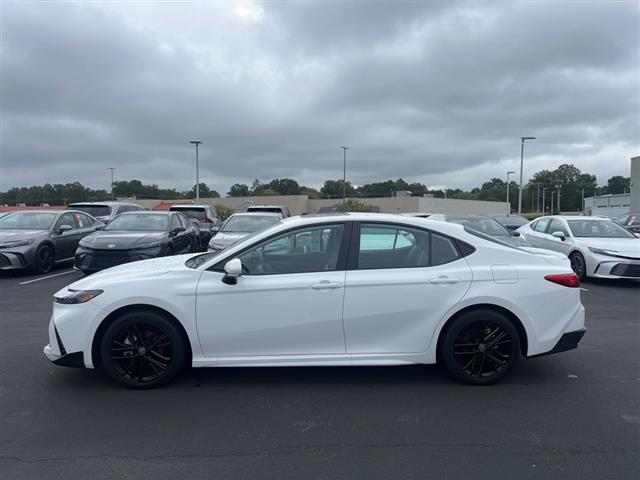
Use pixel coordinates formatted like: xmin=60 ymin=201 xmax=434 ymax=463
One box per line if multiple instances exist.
xmin=568 ymin=219 xmax=636 ymax=238
xmin=222 ymin=215 xmax=279 ymax=233
xmin=448 ymin=217 xmax=511 ymax=237
xmin=0 ymin=212 xmax=57 ymax=230
xmin=463 ymin=226 xmax=525 ymax=251
xmin=171 ymin=208 xmax=207 ymax=221
xmin=105 ymin=214 xmax=168 ymax=231
xmin=71 ymin=205 xmax=111 ymax=217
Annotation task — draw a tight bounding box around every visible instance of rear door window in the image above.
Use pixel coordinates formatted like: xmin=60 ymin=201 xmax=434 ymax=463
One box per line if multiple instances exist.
xmin=533 ymin=218 xmax=551 ymax=233
xmin=358 ymin=224 xmax=429 ymax=269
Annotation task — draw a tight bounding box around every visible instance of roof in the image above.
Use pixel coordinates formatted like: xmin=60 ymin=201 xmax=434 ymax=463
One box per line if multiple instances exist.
xmin=228 ymin=211 xmax=282 ymax=218
xmin=168 ymin=204 xmax=211 ymax=209
xmin=68 ymin=201 xmax=139 ymax=206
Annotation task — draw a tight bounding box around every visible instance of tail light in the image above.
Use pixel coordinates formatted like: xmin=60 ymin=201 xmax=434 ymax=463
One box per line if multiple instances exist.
xmin=544 ymin=273 xmax=580 ymax=288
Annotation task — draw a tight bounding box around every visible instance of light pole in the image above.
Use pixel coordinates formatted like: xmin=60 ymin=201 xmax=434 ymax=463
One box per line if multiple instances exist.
xmin=542 ymin=187 xmax=548 ymax=213
xmin=189 ymin=140 xmax=203 ymax=200
xmin=555 ymin=183 xmax=561 ymax=214
xmin=506 ymin=171 xmax=515 ymax=214
xmin=551 ymin=191 xmax=555 ymax=215
xmin=536 ymin=183 xmax=542 ymax=212
xmin=108 ymin=167 xmax=115 ymax=200
xmin=341 ymin=146 xmax=349 ymax=207
xmin=518 ymin=136 xmax=536 ymax=214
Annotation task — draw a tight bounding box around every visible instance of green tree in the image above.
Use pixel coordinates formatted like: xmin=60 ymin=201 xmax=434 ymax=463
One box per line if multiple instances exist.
xmin=227 ymin=183 xmax=250 ymax=197
xmin=268 ymin=178 xmax=301 ymax=195
xmin=320 ymin=180 xmax=356 ymax=199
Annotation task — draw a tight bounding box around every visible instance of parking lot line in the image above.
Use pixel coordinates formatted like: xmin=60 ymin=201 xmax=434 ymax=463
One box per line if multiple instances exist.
xmin=580 ymin=287 xmax=589 ymax=292
xmin=19 ymin=269 xmax=78 ymax=285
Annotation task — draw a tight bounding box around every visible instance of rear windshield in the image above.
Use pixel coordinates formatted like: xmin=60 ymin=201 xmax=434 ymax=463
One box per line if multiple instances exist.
xmin=170 ymin=208 xmax=208 ymax=221
xmin=463 ymin=226 xmax=524 ymax=250
xmin=71 ymin=205 xmax=111 ymax=217
xmin=449 ymin=217 xmax=511 ymax=237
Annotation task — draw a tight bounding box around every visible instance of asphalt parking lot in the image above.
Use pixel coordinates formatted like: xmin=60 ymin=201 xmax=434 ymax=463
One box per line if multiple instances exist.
xmin=0 ymin=265 xmax=638 ymax=480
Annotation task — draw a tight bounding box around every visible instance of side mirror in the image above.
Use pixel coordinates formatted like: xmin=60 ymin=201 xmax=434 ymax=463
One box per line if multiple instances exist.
xmin=511 ymin=231 xmax=521 ymax=237
xmin=552 ymin=231 xmax=566 ymax=241
xmin=171 ymin=226 xmax=186 ymax=235
xmin=57 ymin=224 xmax=73 ymax=234
xmin=222 ymin=258 xmax=242 ymax=285
xmin=211 ymin=226 xmax=220 ymax=233
xmin=95 ymin=223 xmax=105 ymax=230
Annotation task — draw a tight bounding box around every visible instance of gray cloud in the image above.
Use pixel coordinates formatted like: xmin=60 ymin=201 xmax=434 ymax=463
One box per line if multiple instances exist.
xmin=1 ymin=0 xmax=638 ymax=195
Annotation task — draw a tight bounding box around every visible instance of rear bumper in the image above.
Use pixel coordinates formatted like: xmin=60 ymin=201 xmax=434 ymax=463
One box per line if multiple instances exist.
xmin=529 ymin=328 xmax=586 ymax=358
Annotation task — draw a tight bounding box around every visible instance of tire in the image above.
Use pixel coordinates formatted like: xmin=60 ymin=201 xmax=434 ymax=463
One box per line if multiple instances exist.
xmin=569 ymin=252 xmax=588 ymax=281
xmin=33 ymin=244 xmax=55 ymax=274
xmin=440 ymin=309 xmax=520 ymax=385
xmin=99 ymin=310 xmax=186 ymax=389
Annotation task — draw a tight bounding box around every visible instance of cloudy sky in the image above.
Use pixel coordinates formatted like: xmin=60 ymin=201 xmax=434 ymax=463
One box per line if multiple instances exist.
xmin=2 ymin=0 xmax=639 ymax=194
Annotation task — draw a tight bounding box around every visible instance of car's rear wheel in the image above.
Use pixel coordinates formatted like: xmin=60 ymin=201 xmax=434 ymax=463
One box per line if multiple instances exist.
xmin=569 ymin=252 xmax=588 ymax=281
xmin=33 ymin=244 xmax=54 ymax=273
xmin=441 ymin=310 xmax=520 ymax=385
xmin=99 ymin=311 xmax=185 ymax=389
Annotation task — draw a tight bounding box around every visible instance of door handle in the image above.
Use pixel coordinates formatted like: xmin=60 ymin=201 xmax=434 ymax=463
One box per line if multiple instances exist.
xmin=429 ymin=276 xmax=460 ymax=285
xmin=311 ymin=281 xmax=343 ymax=289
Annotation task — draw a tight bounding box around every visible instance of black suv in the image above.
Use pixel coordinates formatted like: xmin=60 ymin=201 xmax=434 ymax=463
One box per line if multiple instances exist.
xmin=169 ymin=205 xmax=221 ymax=250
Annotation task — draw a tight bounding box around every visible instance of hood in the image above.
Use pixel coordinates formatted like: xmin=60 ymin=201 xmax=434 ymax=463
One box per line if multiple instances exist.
xmin=82 ymin=231 xmax=167 ymax=249
xmin=0 ymin=229 xmax=47 ymax=244
xmin=209 ymin=231 xmax=249 ymax=247
xmin=65 ymin=253 xmax=198 ymax=291
xmin=575 ymin=237 xmax=640 ymax=258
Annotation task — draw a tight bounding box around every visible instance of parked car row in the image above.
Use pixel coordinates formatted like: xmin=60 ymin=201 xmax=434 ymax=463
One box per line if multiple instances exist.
xmin=2 ymin=205 xmax=638 ymax=280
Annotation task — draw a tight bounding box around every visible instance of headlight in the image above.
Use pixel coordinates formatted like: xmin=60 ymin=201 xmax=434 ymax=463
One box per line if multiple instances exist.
xmin=78 ymin=238 xmax=92 ymax=247
xmin=135 ymin=241 xmax=162 ymax=249
xmin=0 ymin=238 xmax=35 ymax=248
xmin=588 ymin=247 xmax=618 ymax=256
xmin=55 ymin=289 xmax=103 ymax=304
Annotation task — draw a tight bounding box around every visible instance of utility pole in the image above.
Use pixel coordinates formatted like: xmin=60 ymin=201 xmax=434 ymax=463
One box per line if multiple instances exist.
xmin=341 ymin=146 xmax=349 ymax=208
xmin=506 ymin=171 xmax=515 ymax=214
xmin=518 ymin=136 xmax=536 ymax=214
xmin=536 ymin=183 xmax=542 ymax=212
xmin=542 ymin=187 xmax=548 ymax=214
xmin=555 ymin=183 xmax=562 ymax=214
xmin=108 ymin=167 xmax=115 ymax=200
xmin=189 ymin=140 xmax=203 ymax=200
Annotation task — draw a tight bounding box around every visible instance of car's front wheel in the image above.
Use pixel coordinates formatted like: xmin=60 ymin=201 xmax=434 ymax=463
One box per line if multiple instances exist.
xmin=33 ymin=244 xmax=54 ymax=274
xmin=440 ymin=310 xmax=520 ymax=385
xmin=569 ymin=251 xmax=588 ymax=281
xmin=99 ymin=311 xmax=186 ymax=389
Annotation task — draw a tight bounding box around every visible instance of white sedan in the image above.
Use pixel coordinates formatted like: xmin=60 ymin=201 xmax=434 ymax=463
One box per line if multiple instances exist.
xmin=517 ymin=216 xmax=640 ymax=280
xmin=44 ymin=214 xmax=585 ymax=388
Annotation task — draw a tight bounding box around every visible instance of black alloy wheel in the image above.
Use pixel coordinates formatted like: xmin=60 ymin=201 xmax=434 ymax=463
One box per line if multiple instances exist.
xmin=569 ymin=252 xmax=587 ymax=281
xmin=100 ymin=311 xmax=185 ymax=388
xmin=34 ymin=244 xmax=54 ymax=273
xmin=441 ymin=310 xmax=519 ymax=385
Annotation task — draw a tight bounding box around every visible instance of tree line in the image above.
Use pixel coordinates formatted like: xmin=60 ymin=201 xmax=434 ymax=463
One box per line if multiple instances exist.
xmin=1 ymin=164 xmax=631 ymax=213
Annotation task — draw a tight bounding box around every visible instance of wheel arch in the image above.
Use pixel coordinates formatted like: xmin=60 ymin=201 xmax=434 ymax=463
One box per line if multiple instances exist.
xmin=91 ymin=304 xmax=193 ymax=368
xmin=436 ymin=303 xmax=528 ymax=361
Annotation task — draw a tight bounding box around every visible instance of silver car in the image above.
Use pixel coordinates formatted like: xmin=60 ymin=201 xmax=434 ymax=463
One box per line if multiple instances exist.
xmin=429 ymin=214 xmax=530 ymax=248
xmin=0 ymin=210 xmax=101 ymax=273
xmin=208 ymin=212 xmax=282 ymax=253
xmin=517 ymin=215 xmax=640 ymax=280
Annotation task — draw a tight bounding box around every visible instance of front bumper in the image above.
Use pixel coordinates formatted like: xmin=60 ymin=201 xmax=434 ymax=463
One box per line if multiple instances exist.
xmin=43 ymin=344 xmax=85 ymax=367
xmin=529 ymin=328 xmax=586 ymax=358
xmin=0 ymin=246 xmax=35 ymax=270
xmin=590 ymin=257 xmax=640 ymax=279
xmin=75 ymin=246 xmax=163 ymax=272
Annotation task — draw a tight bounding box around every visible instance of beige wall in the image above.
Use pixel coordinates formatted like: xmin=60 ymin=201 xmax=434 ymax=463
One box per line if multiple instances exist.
xmin=125 ymin=195 xmax=508 ymax=215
